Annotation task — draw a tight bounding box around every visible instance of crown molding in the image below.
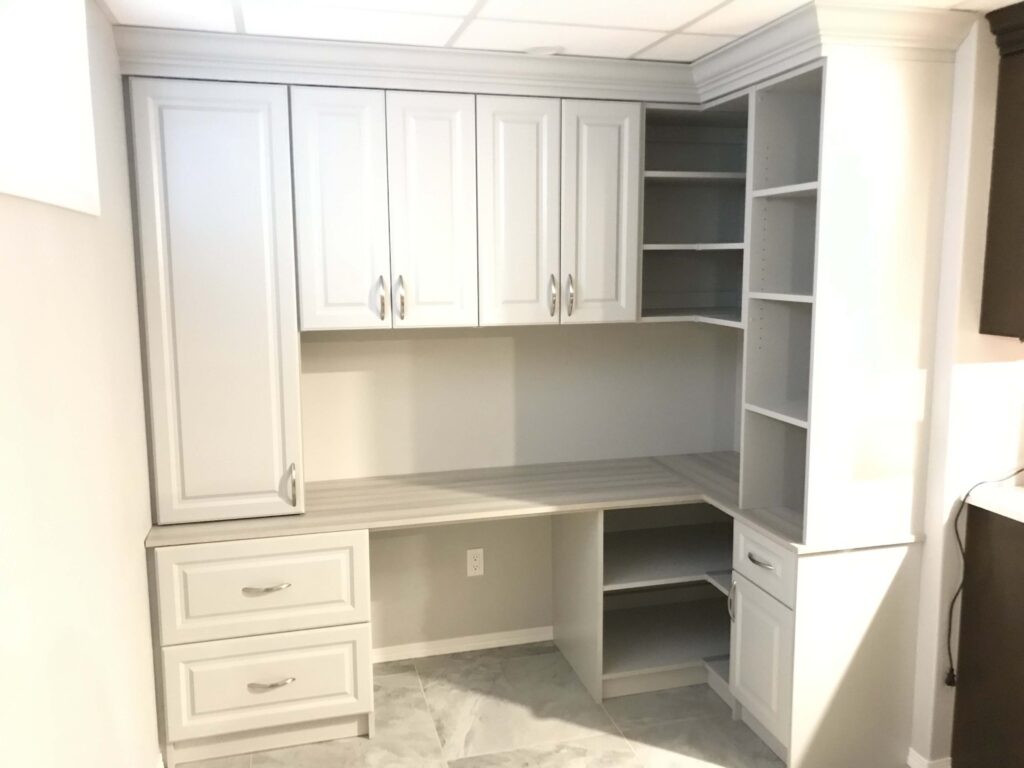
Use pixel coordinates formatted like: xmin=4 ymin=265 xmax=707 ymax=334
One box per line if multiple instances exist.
xmin=112 ymin=26 xmax=700 ymax=103
xmin=113 ymin=2 xmax=979 ymax=107
xmin=987 ymin=1 xmax=1024 ymax=57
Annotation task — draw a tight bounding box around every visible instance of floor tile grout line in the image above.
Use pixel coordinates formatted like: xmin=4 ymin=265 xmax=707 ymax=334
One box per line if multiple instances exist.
xmin=412 ymin=660 xmax=449 ymax=763
xmin=598 ymin=698 xmax=643 ymax=765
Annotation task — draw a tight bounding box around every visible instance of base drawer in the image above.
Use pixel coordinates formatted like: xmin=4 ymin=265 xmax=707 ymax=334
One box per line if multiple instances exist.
xmin=734 ymin=522 xmax=796 ymax=608
xmin=162 ymin=624 xmax=372 ymax=742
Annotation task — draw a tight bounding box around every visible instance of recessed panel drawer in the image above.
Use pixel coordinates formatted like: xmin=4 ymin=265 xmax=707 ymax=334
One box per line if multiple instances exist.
xmin=155 ymin=531 xmax=369 ymax=645
xmin=162 ymin=624 xmax=372 ymax=742
xmin=734 ymin=522 xmax=796 ymax=608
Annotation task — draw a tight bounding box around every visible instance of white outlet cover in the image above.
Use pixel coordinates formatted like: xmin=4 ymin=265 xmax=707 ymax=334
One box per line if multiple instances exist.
xmin=467 ymin=548 xmax=484 ymax=576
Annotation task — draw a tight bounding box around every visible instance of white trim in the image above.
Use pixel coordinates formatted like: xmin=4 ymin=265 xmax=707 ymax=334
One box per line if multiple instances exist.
xmin=907 ymin=748 xmax=952 ymax=768
xmin=113 ymin=27 xmax=699 ymax=103
xmin=371 ymin=626 xmax=554 ymax=663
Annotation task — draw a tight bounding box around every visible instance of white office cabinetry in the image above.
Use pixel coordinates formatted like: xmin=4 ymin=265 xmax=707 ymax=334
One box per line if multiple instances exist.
xmin=386 ymin=91 xmax=478 ymax=328
xmin=130 ymin=78 xmax=303 ymax=525
xmin=292 ymin=87 xmax=391 ymax=330
xmin=561 ymin=100 xmax=641 ymax=324
xmin=730 ymin=572 xmax=793 ymax=747
xmin=477 ymin=96 xmax=561 ymax=326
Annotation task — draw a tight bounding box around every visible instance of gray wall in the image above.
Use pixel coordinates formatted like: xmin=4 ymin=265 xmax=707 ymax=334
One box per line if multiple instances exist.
xmin=0 ymin=2 xmax=159 ymax=766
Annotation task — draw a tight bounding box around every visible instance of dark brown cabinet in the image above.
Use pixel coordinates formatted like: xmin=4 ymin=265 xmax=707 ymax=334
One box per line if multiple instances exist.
xmin=981 ymin=3 xmax=1024 ymax=339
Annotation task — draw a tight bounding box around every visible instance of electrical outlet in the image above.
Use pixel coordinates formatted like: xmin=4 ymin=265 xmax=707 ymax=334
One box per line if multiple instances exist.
xmin=467 ymin=548 xmax=484 ymax=577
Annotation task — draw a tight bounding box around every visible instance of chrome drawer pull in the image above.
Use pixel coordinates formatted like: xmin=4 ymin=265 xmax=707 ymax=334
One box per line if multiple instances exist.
xmin=747 ymin=552 xmax=776 ymax=571
xmin=248 ymin=677 xmax=295 ymax=693
xmin=728 ymin=581 xmax=736 ymax=622
xmin=242 ymin=583 xmax=292 ymax=596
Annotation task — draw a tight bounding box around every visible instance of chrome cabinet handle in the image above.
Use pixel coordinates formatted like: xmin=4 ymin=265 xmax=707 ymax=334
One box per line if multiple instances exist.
xmin=288 ymin=462 xmax=297 ymax=508
xmin=548 ymin=274 xmax=557 ymax=317
xmin=396 ymin=275 xmax=406 ymax=320
xmin=242 ymin=583 xmax=292 ymax=596
xmin=728 ymin=581 xmax=736 ymax=622
xmin=566 ymin=274 xmax=575 ymax=317
xmin=747 ymin=552 xmax=776 ymax=571
xmin=248 ymin=677 xmax=296 ymax=693
xmin=377 ymin=275 xmax=386 ymax=321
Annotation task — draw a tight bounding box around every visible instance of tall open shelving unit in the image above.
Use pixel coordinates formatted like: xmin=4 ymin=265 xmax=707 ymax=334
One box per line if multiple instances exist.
xmin=739 ymin=65 xmax=823 ymax=544
xmin=639 ymin=99 xmax=749 ymax=328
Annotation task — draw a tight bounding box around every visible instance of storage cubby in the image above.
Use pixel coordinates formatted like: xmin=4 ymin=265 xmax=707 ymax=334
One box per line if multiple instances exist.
xmin=740 ymin=410 xmax=807 ymax=538
xmin=749 ymin=195 xmax=817 ymax=297
xmin=641 ymin=249 xmax=742 ymax=324
xmin=645 ymin=102 xmax=748 ymax=174
xmin=745 ymin=299 xmax=812 ymax=424
xmin=751 ymin=67 xmax=822 ymax=191
xmin=642 ymin=180 xmax=745 ymax=245
xmin=601 ymin=504 xmax=734 ymax=698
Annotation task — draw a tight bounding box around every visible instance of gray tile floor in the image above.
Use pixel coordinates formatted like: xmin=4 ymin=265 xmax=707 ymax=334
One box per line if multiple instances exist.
xmin=184 ymin=643 xmax=783 ymax=768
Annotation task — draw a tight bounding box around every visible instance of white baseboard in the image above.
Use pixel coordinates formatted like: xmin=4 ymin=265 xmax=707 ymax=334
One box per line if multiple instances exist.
xmin=372 ymin=626 xmax=554 ymax=663
xmin=907 ymin=748 xmax=952 ymax=768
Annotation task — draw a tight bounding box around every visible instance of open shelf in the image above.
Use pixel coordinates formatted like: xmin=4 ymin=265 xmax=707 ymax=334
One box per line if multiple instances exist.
xmin=644 ymin=181 xmax=746 ymax=244
xmin=741 ymin=410 xmax=807 ymax=541
xmin=640 ymin=308 xmax=744 ymax=329
xmin=604 ymin=523 xmax=732 ymax=592
xmin=704 ymin=655 xmax=729 ymax=687
xmin=750 ymin=194 xmax=817 ymax=296
xmin=706 ymin=570 xmax=732 ymax=597
xmin=644 ymin=242 xmax=744 ymax=252
xmin=752 ymin=181 xmax=818 ymax=199
xmin=641 ymin=249 xmax=742 ymax=326
xmin=645 ymin=170 xmax=746 ymax=183
xmin=603 ymin=597 xmax=730 ymax=678
xmin=745 ymin=402 xmax=808 ymax=430
xmin=745 ymin=299 xmax=811 ymax=424
xmin=645 ymin=101 xmax=748 ymax=174
xmin=751 ymin=66 xmax=822 ymax=190
xmin=749 ymin=291 xmax=813 ymax=304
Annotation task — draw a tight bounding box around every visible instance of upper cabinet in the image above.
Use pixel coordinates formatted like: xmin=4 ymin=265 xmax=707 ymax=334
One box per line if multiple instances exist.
xmin=130 ymin=78 xmax=303 ymax=524
xmin=386 ymin=91 xmax=478 ymax=328
xmin=292 ymin=87 xmax=391 ymax=331
xmin=560 ymin=100 xmax=641 ymax=324
xmin=477 ymin=96 xmax=561 ymax=326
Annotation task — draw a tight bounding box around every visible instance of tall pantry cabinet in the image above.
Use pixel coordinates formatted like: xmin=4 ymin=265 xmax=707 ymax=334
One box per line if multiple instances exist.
xmin=130 ymin=78 xmax=303 ymax=525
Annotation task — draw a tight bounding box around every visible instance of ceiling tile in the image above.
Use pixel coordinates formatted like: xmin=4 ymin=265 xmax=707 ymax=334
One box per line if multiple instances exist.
xmin=685 ymin=0 xmax=810 ymax=36
xmin=635 ymin=33 xmax=737 ymax=62
xmin=241 ymin=0 xmax=463 ymax=46
xmin=478 ymin=0 xmax=726 ymax=31
xmin=104 ymin=0 xmax=236 ymax=31
xmin=454 ymin=19 xmax=663 ymax=57
xmin=295 ymin=0 xmax=478 ymax=13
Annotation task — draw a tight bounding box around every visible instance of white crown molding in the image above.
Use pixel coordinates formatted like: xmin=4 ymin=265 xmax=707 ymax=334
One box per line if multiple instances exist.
xmin=112 ymin=26 xmax=700 ymax=103
xmin=113 ymin=2 xmax=978 ymax=106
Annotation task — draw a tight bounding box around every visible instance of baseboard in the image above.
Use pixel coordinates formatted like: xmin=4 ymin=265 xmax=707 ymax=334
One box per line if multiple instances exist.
xmin=907 ymin=748 xmax=952 ymax=768
xmin=371 ymin=625 xmax=554 ymax=663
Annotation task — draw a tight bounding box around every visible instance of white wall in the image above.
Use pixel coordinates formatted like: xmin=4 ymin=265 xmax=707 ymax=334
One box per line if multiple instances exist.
xmin=910 ymin=19 xmax=1024 ymax=764
xmin=301 ymin=323 xmax=740 ymax=481
xmin=0 ymin=2 xmax=159 ymax=767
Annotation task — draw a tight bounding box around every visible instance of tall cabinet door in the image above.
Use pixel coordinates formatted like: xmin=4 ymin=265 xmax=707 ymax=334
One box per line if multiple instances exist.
xmin=292 ymin=87 xmax=391 ymax=330
xmin=130 ymin=78 xmax=303 ymax=524
xmin=477 ymin=96 xmax=561 ymax=326
xmin=560 ymin=100 xmax=640 ymax=324
xmin=730 ymin=573 xmax=794 ymax=747
xmin=386 ymin=91 xmax=478 ymax=328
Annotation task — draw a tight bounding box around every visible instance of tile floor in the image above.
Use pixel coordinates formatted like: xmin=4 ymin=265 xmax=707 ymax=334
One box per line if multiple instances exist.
xmin=183 ymin=643 xmax=783 ymax=768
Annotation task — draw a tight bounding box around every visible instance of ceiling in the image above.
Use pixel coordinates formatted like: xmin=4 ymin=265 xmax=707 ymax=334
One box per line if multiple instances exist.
xmin=101 ymin=0 xmax=1014 ymax=63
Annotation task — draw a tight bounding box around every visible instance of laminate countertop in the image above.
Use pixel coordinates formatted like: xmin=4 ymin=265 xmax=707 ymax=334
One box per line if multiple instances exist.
xmin=968 ymin=483 xmax=1024 ymax=526
xmin=144 ymin=451 xmax=911 ymax=554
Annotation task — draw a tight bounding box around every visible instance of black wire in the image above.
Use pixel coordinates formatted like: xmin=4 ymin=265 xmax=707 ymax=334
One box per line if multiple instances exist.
xmin=945 ymin=466 xmax=1024 ymax=687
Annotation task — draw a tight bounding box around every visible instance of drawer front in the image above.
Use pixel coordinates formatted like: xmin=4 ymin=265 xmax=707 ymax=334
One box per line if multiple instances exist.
xmin=155 ymin=531 xmax=369 ymax=645
xmin=162 ymin=624 xmax=372 ymax=742
xmin=734 ymin=523 xmax=796 ymax=608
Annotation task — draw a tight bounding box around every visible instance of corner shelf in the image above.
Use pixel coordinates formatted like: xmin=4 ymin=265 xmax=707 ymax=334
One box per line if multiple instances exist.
xmin=706 ymin=570 xmax=732 ymax=598
xmin=749 ymin=291 xmax=813 ymax=304
xmin=604 ymin=523 xmax=733 ymax=592
xmin=744 ymin=402 xmax=808 ymax=430
xmin=643 ymin=243 xmax=744 ymax=252
xmin=640 ymin=308 xmax=744 ymax=329
xmin=645 ymin=170 xmax=746 ymax=183
xmin=752 ymin=181 xmax=818 ymax=199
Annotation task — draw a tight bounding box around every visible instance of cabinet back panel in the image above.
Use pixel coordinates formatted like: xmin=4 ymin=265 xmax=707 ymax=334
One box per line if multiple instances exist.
xmin=301 ymin=324 xmax=739 ymax=480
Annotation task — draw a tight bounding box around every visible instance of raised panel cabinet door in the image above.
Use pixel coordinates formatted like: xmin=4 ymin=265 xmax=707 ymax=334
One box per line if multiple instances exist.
xmin=291 ymin=86 xmax=391 ymax=330
xmin=730 ymin=573 xmax=794 ymax=747
xmin=560 ymin=100 xmax=640 ymax=324
xmin=477 ymin=95 xmax=560 ymax=326
xmin=130 ymin=78 xmax=303 ymax=524
xmin=386 ymin=91 xmax=478 ymax=328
